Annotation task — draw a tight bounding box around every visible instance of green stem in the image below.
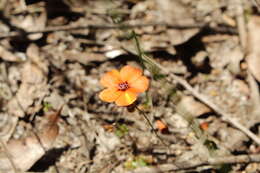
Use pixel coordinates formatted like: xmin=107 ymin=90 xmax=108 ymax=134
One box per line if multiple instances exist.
xmin=135 ymin=105 xmax=169 ymax=147
xmin=132 ymin=31 xmax=145 ymax=69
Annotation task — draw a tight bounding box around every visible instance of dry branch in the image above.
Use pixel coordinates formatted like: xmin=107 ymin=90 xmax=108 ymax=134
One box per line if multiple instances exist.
xmin=235 ymin=0 xmax=247 ymax=49
xmin=0 ymin=22 xmax=237 ymax=39
xmin=128 ymin=154 xmax=260 ymax=173
xmin=168 ymin=73 xmax=260 ymax=145
xmin=135 ymin=53 xmax=260 ymax=145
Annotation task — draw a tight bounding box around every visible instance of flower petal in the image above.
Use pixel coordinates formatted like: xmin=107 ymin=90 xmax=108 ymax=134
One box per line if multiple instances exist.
xmin=115 ymin=90 xmax=137 ymax=106
xmin=129 ymin=76 xmax=149 ymax=93
xmin=99 ymin=88 xmax=122 ymax=102
xmin=120 ymin=65 xmax=142 ymax=83
xmin=100 ymin=69 xmax=121 ymax=88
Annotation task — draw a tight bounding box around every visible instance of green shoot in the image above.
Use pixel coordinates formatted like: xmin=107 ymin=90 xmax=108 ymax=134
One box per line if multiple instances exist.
xmin=115 ymin=124 xmax=129 ymax=138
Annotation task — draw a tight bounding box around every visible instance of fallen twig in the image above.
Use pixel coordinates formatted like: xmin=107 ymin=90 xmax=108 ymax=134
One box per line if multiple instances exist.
xmin=122 ymin=43 xmax=260 ymax=145
xmin=0 ymin=22 xmax=238 ymax=39
xmin=0 ymin=22 xmax=203 ymax=39
xmin=141 ymin=54 xmax=260 ymax=145
xmin=235 ymin=0 xmax=247 ymax=49
xmin=128 ymin=154 xmax=260 ymax=173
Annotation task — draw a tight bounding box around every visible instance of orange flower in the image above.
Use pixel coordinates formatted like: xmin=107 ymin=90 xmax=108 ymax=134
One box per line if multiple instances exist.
xmin=99 ymin=65 xmax=149 ymax=106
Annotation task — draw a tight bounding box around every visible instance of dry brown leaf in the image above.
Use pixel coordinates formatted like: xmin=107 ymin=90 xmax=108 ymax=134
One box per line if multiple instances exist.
xmin=0 ymin=45 xmax=21 ymax=62
xmin=7 ymin=44 xmax=48 ymax=117
xmin=178 ymin=96 xmax=211 ymax=117
xmin=26 ymin=44 xmax=49 ymax=74
xmin=8 ymin=62 xmax=48 ymax=117
xmin=247 ymin=16 xmax=260 ymax=82
xmin=0 ymin=113 xmax=18 ymax=142
xmin=63 ymin=50 xmax=106 ymax=64
xmin=156 ymin=0 xmax=199 ymax=45
xmin=0 ymin=109 xmax=60 ymax=172
xmin=227 ymin=46 xmax=244 ymax=75
xmin=11 ymin=11 xmax=46 ymax=40
xmin=218 ymin=126 xmax=248 ymax=151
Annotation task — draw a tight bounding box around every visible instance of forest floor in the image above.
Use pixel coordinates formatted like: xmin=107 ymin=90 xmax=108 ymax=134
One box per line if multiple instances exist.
xmin=1 ymin=0 xmax=260 ymax=173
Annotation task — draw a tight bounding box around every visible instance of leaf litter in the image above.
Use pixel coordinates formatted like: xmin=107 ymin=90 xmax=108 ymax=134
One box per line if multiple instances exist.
xmin=0 ymin=108 xmax=60 ymax=172
xmin=0 ymin=0 xmax=260 ymax=172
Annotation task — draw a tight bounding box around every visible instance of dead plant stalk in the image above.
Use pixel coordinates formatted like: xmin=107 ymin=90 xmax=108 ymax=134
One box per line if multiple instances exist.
xmin=142 ymin=55 xmax=260 ymax=145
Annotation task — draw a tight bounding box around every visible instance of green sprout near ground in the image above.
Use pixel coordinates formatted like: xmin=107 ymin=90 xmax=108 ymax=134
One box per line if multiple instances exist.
xmin=124 ymin=155 xmax=150 ymax=170
xmin=43 ymin=102 xmax=53 ymax=112
xmin=115 ymin=124 xmax=129 ymax=138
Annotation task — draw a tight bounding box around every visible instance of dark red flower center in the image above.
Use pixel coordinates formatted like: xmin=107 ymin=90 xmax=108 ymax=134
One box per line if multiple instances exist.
xmin=118 ymin=81 xmax=129 ymax=91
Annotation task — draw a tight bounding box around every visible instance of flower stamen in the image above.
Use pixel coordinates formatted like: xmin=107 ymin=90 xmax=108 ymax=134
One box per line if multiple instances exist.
xmin=118 ymin=81 xmax=129 ymax=91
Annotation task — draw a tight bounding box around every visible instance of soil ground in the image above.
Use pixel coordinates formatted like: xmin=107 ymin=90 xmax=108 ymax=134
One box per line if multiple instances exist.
xmin=1 ymin=0 xmax=260 ymax=173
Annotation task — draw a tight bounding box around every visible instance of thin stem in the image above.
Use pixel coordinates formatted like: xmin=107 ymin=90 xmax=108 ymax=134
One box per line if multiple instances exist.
xmin=132 ymin=31 xmax=145 ymax=69
xmin=135 ymin=105 xmax=169 ymax=147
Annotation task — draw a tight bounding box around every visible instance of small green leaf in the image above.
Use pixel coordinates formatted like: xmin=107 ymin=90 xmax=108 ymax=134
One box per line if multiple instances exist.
xmin=115 ymin=124 xmax=129 ymax=137
xmin=153 ymin=73 xmax=166 ymax=80
xmin=135 ymin=156 xmax=148 ymax=167
xmin=107 ymin=9 xmax=127 ymax=24
xmin=124 ymin=156 xmax=149 ymax=170
xmin=43 ymin=102 xmax=53 ymax=112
